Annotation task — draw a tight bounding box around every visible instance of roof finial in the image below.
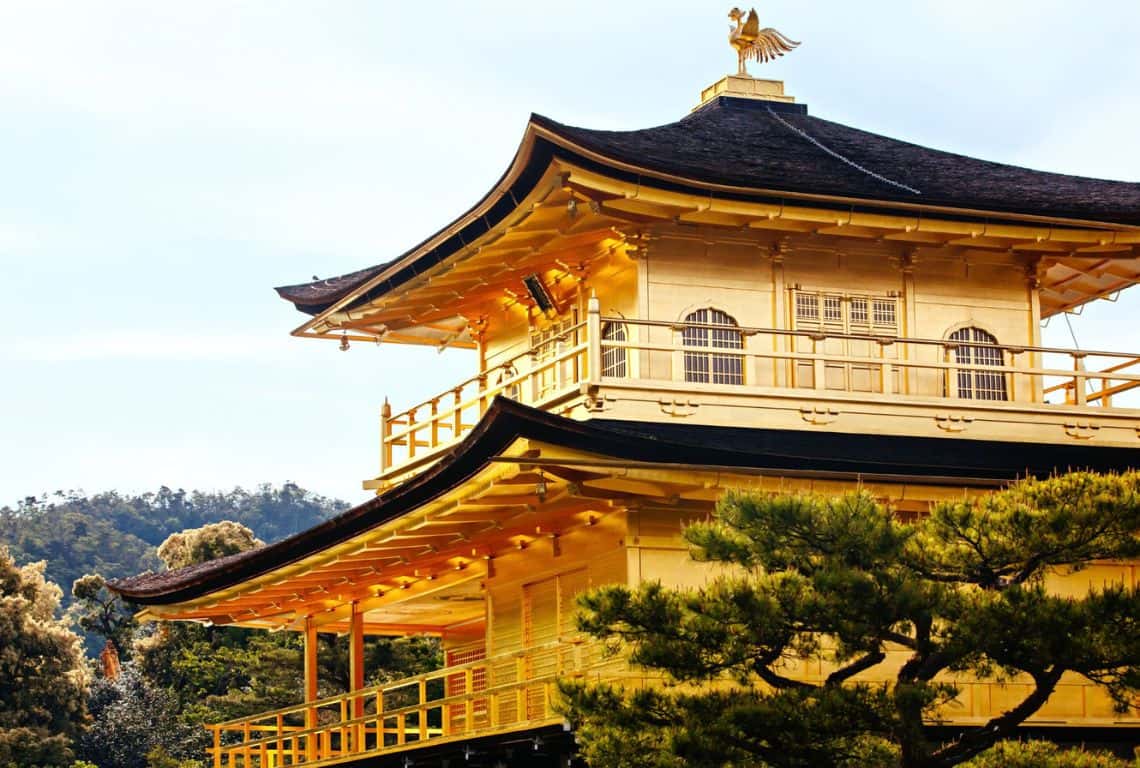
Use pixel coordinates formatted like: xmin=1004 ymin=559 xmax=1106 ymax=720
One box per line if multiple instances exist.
xmin=727 ymin=7 xmax=800 ymax=76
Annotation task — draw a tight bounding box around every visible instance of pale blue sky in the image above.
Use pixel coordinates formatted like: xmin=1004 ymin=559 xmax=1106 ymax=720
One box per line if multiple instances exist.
xmin=2 ymin=1 xmax=1138 ymax=508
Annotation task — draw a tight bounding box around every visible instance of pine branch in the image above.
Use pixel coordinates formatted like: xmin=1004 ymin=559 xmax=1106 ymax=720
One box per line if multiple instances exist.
xmin=826 ymin=649 xmax=886 ymax=686
xmin=927 ymin=666 xmax=1065 ymax=767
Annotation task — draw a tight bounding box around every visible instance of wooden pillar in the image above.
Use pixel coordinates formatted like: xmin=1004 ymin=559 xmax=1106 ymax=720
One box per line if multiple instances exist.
xmin=901 ymin=248 xmax=918 ymax=395
xmin=303 ymin=616 xmax=319 ymax=760
xmin=587 ymin=291 xmax=602 ymax=385
xmin=771 ymin=239 xmax=788 ymax=387
xmin=379 ymin=399 xmax=391 ymax=476
xmin=1026 ymin=261 xmax=1044 ymax=403
xmin=349 ymin=602 xmax=365 ymax=716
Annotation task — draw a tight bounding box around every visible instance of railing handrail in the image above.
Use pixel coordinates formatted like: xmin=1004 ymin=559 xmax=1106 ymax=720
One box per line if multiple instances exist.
xmin=208 ymin=636 xmax=590 ymax=729
xmin=384 ymin=341 xmax=588 ymax=444
xmin=375 ymin=313 xmax=1140 ymax=484
xmin=592 ymin=337 xmax=1140 ymax=384
xmin=386 ymin=321 xmax=587 ymax=426
xmin=208 ymin=672 xmax=575 ymax=752
xmin=601 ymin=315 xmax=1140 ymax=361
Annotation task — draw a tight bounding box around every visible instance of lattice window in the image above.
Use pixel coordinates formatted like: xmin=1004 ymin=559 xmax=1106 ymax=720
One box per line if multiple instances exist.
xmin=682 ymin=308 xmax=744 ymax=385
xmin=823 ymin=294 xmax=843 ymax=323
xmin=795 ymin=292 xmax=820 ymax=322
xmin=793 ymin=290 xmax=898 ymax=336
xmin=872 ymin=299 xmax=896 ymax=328
xmin=600 ymin=322 xmax=628 ymax=378
xmin=949 ymin=327 xmax=1007 ymax=401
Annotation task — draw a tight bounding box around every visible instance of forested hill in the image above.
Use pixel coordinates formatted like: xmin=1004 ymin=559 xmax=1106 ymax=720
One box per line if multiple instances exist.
xmin=0 ymin=483 xmax=348 ymax=609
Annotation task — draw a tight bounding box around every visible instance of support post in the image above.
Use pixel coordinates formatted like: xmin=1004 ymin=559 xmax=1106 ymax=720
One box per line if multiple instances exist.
xmin=771 ymin=240 xmax=788 ymax=387
xmin=901 ymin=249 xmax=918 ymax=395
xmin=349 ymin=601 xmax=366 ymax=752
xmin=379 ymin=399 xmax=391 ymax=476
xmin=1026 ymin=261 xmax=1044 ymax=403
xmin=587 ymin=291 xmax=602 ymax=385
xmin=304 ymin=616 xmax=319 ymax=761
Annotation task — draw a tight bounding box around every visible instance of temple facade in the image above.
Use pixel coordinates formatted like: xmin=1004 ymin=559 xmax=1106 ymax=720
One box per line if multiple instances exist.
xmin=114 ymin=53 xmax=1140 ymax=768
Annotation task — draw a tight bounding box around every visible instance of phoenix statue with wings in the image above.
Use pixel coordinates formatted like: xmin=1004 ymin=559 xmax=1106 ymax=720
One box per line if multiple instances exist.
xmin=728 ymin=7 xmax=800 ymax=76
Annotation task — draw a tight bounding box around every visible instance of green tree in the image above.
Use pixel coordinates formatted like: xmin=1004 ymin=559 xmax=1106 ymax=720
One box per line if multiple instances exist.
xmin=963 ymin=740 xmax=1136 ymax=768
xmin=0 ymin=547 xmax=88 ymax=768
xmin=76 ymin=666 xmax=202 ymax=768
xmin=0 ymin=483 xmax=344 ymax=629
xmin=156 ymin=521 xmax=261 ymax=571
xmin=135 ymin=522 xmax=440 ymax=727
xmin=70 ymin=573 xmax=138 ymax=663
xmin=563 ymin=472 xmax=1140 ymax=768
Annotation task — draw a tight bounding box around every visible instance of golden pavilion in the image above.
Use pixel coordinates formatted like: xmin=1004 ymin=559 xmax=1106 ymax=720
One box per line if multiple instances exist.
xmin=113 ymin=14 xmax=1140 ymax=767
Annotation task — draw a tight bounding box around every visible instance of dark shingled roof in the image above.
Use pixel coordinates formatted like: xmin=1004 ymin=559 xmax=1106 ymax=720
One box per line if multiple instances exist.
xmin=275 ymin=97 xmax=1140 ymax=318
xmin=535 ymin=98 xmax=1140 ymax=227
xmin=111 ymin=398 xmax=1140 ymax=606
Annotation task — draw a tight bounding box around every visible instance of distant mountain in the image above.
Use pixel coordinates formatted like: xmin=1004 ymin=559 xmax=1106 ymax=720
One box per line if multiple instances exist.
xmin=0 ymin=483 xmax=348 ymax=611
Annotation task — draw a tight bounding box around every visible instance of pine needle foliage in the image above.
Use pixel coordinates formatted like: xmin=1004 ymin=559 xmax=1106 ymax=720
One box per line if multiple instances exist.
xmin=561 ymin=472 xmax=1140 ymax=768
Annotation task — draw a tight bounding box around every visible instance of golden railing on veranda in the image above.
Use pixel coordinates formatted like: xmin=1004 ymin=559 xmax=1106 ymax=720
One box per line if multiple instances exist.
xmin=206 ymin=638 xmax=614 ymax=768
xmin=373 ymin=301 xmax=1140 ymax=482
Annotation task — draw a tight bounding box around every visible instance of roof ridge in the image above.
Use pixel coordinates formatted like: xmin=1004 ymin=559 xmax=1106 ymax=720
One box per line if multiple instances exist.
xmin=764 ymin=105 xmax=922 ymax=196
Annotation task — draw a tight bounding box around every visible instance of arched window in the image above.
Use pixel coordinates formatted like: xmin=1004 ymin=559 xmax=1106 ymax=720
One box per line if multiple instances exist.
xmin=682 ymin=308 xmax=744 ymax=385
xmin=600 ymin=322 xmax=628 ymax=378
xmin=949 ymin=327 xmax=1007 ymax=401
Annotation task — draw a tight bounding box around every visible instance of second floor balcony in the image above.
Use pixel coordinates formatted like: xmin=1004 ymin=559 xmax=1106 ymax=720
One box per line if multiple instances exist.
xmin=367 ymin=298 xmax=1140 ymax=489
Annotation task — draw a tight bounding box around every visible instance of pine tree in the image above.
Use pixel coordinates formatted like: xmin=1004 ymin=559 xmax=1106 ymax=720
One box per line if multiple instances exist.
xmin=0 ymin=547 xmax=88 ymax=768
xmin=562 ymin=472 xmax=1140 ymax=768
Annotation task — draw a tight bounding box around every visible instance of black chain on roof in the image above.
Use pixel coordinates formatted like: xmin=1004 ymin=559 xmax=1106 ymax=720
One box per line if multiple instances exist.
xmin=766 ymin=106 xmax=922 ymax=196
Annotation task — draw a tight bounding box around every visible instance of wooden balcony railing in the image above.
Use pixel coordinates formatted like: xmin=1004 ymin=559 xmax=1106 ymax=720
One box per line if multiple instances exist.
xmin=378 ymin=321 xmax=588 ymax=478
xmin=206 ymin=638 xmax=611 ymax=767
xmin=373 ymin=298 xmax=1140 ymax=481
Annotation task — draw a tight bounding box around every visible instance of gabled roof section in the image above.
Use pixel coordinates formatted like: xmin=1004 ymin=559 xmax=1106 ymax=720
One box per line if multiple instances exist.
xmin=112 ymin=398 xmax=1140 ymax=607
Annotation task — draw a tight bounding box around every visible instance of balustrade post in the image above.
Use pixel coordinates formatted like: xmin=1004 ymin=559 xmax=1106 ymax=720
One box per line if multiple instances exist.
xmin=406 ymin=406 xmax=417 ymax=459
xmin=379 ymin=399 xmax=391 ymax=476
xmin=429 ymin=398 xmax=440 ymax=448
xmin=452 ymin=388 xmax=463 ymax=438
xmin=587 ymin=292 xmax=602 ymax=386
xmin=276 ymin=714 xmax=284 ymax=767
xmin=1008 ymin=349 xmax=1019 ymax=402
xmin=211 ymin=725 xmax=222 ymax=768
xmin=418 ymin=680 xmax=428 ymax=740
xmin=944 ymin=345 xmax=957 ymax=398
xmin=375 ymin=690 xmax=385 ymax=751
xmin=1073 ymin=354 xmax=1088 ymax=406
xmin=812 ymin=337 xmax=825 ymax=390
xmin=516 ymin=654 xmax=527 ymax=723
xmin=478 ymin=374 xmax=488 ymax=415
xmin=464 ymin=668 xmax=475 ymax=734
xmin=878 ymin=340 xmax=893 ymax=396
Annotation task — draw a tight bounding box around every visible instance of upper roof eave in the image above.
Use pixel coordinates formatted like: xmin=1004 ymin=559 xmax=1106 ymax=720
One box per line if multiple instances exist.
xmin=276 ymin=105 xmax=1140 ymax=332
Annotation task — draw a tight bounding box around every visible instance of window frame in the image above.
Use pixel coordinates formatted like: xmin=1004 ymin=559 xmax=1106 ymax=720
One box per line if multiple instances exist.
xmin=947 ymin=326 xmax=1008 ymax=401
xmin=681 ymin=308 xmax=745 ymax=385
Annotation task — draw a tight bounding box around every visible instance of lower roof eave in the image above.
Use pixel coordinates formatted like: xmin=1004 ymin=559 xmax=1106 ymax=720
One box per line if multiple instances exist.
xmin=110 ymin=397 xmax=1140 ymax=606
